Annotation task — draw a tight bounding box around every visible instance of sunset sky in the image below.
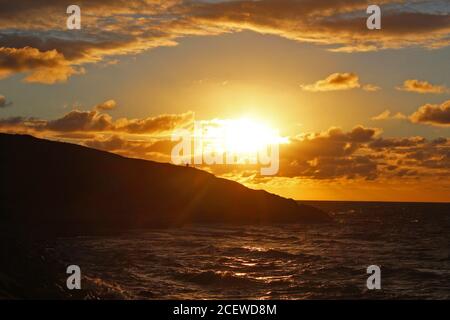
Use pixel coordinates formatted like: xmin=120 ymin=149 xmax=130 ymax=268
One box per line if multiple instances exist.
xmin=0 ymin=0 xmax=449 ymax=202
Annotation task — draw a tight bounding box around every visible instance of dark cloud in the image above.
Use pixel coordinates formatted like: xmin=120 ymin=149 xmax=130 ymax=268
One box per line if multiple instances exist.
xmin=0 ymin=116 xmax=26 ymax=126
xmin=0 ymin=47 xmax=81 ymax=84
xmin=0 ymin=105 xmax=194 ymax=134
xmin=367 ymin=135 xmax=450 ymax=175
xmin=76 ymin=126 xmax=450 ymax=181
xmin=347 ymin=125 xmax=379 ymax=142
xmin=190 ymin=1 xmax=450 ymax=52
xmin=83 ymin=134 xmax=176 ymax=161
xmin=0 ymin=0 xmax=448 ymax=82
xmin=2 ymin=108 xmax=447 ymax=182
xmin=116 ymin=112 xmax=194 ymax=134
xmin=274 ymin=124 xmax=449 ymax=181
xmin=276 ymin=126 xmax=380 ymax=180
xmin=280 ymin=155 xmax=379 ymax=180
xmin=430 ymin=137 xmax=448 ymax=146
xmin=410 ymin=100 xmax=450 ymax=126
xmin=83 ymin=135 xmax=128 ymax=151
xmin=369 ymin=137 xmax=426 ymax=150
xmin=46 ymin=110 xmax=114 ymax=132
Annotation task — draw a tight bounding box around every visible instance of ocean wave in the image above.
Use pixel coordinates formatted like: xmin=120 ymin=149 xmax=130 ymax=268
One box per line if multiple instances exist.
xmin=174 ymin=270 xmax=259 ymax=287
xmin=25 ymin=206 xmax=449 ymax=300
xmin=222 ymin=246 xmax=320 ymax=262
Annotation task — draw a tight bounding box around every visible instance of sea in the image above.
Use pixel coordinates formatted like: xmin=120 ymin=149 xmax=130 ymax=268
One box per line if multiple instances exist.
xmin=45 ymin=201 xmax=450 ymax=299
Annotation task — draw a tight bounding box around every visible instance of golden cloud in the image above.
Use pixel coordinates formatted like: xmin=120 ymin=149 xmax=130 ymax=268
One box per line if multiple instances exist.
xmin=77 ymin=123 xmax=449 ymax=182
xmin=1 ymin=105 xmax=448 ymax=183
xmin=397 ymin=79 xmax=449 ymax=94
xmin=94 ymin=99 xmax=117 ymax=111
xmin=371 ymin=110 xmax=407 ymax=121
xmin=300 ymin=72 xmax=379 ymax=92
xmin=0 ymin=0 xmax=448 ymax=83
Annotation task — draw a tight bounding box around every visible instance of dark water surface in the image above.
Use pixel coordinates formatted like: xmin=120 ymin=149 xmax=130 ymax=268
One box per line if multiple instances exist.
xmin=47 ymin=202 xmax=450 ymax=299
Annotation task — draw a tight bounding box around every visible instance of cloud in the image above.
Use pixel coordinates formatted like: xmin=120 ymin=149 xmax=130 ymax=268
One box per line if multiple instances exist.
xmin=274 ymin=124 xmax=449 ymax=181
xmin=300 ymin=72 xmax=379 ymax=92
xmin=83 ymin=135 xmax=128 ymax=152
xmin=0 ymin=116 xmax=25 ymax=127
xmin=371 ymin=110 xmax=407 ymax=121
xmin=189 ymin=1 xmax=450 ymax=51
xmin=362 ymin=84 xmax=381 ymax=92
xmin=1 ymin=105 xmax=449 ymax=183
xmin=0 ymin=1 xmax=449 ymax=82
xmin=300 ymin=73 xmax=360 ymax=92
xmin=94 ymin=99 xmax=117 ymax=111
xmin=366 ymin=135 xmax=449 ymax=175
xmin=371 ymin=110 xmax=390 ymax=120
xmin=397 ymin=79 xmax=449 ymax=94
xmin=0 ymin=47 xmax=82 ymax=84
xmin=409 ymin=99 xmax=450 ymax=126
xmin=369 ymin=137 xmax=426 ymax=149
xmin=46 ymin=110 xmax=114 ymax=132
xmin=115 ymin=112 xmax=194 ymax=134
xmin=0 ymin=102 xmax=195 ymax=134
xmin=69 ymin=125 xmax=450 ymax=182
xmin=372 ymin=100 xmax=450 ymax=127
xmin=347 ymin=125 xmax=380 ymax=142
xmin=277 ymin=125 xmax=381 ymax=180
xmin=0 ymin=95 xmax=12 ymax=108
xmin=83 ymin=135 xmax=176 ymax=161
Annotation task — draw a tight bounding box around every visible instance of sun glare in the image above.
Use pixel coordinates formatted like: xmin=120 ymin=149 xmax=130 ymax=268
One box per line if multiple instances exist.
xmin=200 ymin=118 xmax=288 ymax=156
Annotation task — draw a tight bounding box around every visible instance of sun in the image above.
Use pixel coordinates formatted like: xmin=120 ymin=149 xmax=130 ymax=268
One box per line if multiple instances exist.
xmin=223 ymin=118 xmax=286 ymax=153
xmin=200 ymin=118 xmax=288 ymax=156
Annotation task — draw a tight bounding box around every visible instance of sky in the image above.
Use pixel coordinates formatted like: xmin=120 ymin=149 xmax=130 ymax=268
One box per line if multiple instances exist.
xmin=0 ymin=0 xmax=449 ymax=202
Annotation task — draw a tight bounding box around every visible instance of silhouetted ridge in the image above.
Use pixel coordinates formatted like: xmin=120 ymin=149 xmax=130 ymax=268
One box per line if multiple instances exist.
xmin=0 ymin=133 xmax=329 ymax=232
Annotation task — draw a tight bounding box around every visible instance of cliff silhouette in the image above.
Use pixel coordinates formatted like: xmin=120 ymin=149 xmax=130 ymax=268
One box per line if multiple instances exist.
xmin=0 ymin=133 xmax=329 ymax=233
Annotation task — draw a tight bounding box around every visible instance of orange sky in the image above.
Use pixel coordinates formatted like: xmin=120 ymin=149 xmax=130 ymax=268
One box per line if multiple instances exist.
xmin=0 ymin=1 xmax=449 ymax=202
